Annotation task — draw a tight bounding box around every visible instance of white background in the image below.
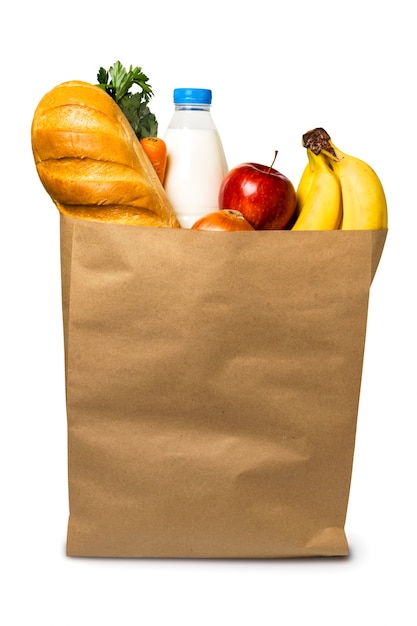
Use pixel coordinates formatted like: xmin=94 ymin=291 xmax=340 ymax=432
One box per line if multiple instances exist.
xmin=1 ymin=1 xmax=416 ymax=624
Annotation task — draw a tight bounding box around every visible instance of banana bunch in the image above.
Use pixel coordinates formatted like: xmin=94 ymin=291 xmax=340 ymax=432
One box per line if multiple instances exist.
xmin=292 ymin=128 xmax=388 ymax=230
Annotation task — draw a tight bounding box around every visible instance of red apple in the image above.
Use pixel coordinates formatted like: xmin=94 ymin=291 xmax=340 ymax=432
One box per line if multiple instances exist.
xmin=218 ymin=152 xmax=297 ymax=230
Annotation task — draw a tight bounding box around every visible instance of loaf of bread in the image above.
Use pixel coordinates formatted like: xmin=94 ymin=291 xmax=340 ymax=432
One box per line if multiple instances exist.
xmin=31 ymin=81 xmax=180 ymax=228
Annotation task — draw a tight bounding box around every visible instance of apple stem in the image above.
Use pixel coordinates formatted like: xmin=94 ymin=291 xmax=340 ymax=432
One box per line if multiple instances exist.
xmin=268 ymin=150 xmax=278 ymax=174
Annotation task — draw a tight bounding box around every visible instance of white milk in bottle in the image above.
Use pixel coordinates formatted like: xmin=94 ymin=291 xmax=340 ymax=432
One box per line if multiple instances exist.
xmin=163 ymin=88 xmax=228 ymax=229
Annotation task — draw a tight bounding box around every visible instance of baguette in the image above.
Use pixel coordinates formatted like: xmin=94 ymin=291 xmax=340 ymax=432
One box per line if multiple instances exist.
xmin=31 ymin=80 xmax=180 ymax=228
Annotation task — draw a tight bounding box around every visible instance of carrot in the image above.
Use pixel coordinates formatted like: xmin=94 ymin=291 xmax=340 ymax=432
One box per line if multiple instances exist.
xmin=140 ymin=136 xmax=167 ymax=184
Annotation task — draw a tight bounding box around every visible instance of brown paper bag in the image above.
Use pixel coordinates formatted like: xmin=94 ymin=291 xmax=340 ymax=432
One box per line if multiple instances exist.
xmin=60 ymin=214 xmax=386 ymax=558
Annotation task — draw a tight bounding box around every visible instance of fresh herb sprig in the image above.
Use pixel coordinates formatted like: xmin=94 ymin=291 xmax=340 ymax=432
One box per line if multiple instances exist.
xmin=97 ymin=61 xmax=158 ymax=140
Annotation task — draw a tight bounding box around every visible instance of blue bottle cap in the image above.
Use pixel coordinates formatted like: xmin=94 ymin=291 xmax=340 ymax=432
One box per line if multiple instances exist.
xmin=173 ymin=88 xmax=212 ymax=105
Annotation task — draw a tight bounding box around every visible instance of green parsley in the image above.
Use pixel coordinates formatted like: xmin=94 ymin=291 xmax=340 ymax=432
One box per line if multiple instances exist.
xmin=97 ymin=61 xmax=158 ymax=140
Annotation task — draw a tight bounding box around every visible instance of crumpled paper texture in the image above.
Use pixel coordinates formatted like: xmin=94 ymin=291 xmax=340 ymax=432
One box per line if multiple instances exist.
xmin=60 ymin=215 xmax=386 ymax=558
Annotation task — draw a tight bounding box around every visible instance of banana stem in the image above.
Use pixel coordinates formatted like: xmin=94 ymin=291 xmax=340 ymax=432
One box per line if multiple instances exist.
xmin=302 ymin=128 xmax=337 ymax=158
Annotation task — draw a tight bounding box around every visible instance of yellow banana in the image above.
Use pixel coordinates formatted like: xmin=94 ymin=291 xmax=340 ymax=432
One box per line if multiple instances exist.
xmin=323 ymin=144 xmax=388 ymax=230
xmin=292 ymin=148 xmax=342 ymax=230
xmin=301 ymin=128 xmax=388 ymax=230
xmin=295 ymin=159 xmax=314 ymax=217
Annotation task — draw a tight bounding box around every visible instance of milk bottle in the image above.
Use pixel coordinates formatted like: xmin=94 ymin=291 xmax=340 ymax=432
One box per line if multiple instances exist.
xmin=163 ymin=88 xmax=228 ymax=229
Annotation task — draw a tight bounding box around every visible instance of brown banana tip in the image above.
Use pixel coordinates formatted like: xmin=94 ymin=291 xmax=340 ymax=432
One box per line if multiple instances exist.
xmin=302 ymin=127 xmax=337 ymax=157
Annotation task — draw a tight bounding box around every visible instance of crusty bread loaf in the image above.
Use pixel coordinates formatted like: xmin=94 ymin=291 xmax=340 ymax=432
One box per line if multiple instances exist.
xmin=31 ymin=81 xmax=180 ymax=228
